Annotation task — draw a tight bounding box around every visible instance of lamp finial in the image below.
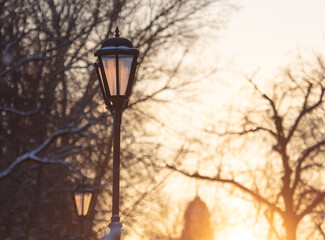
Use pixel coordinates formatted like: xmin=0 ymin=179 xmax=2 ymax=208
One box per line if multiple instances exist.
xmin=115 ymin=27 xmax=120 ymax=37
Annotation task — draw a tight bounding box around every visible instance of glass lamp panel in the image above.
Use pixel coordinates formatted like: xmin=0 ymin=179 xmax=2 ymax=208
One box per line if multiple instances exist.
xmin=98 ymin=65 xmax=105 ymax=92
xmin=74 ymin=193 xmax=84 ymax=216
xmin=82 ymin=192 xmax=93 ymax=216
xmin=118 ymin=54 xmax=134 ymax=95
xmin=102 ymin=55 xmax=117 ymax=95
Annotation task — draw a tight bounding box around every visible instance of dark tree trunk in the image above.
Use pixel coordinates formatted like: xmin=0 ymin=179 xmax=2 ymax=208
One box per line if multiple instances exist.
xmin=284 ymin=215 xmax=298 ymax=240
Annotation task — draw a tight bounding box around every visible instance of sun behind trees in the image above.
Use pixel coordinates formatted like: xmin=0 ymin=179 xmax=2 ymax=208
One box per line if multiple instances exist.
xmin=168 ymin=55 xmax=325 ymax=240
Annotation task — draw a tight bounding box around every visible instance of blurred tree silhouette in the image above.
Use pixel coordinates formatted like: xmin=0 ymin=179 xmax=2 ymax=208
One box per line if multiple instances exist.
xmin=135 ymin=193 xmax=183 ymax=240
xmin=168 ymin=55 xmax=325 ymax=240
xmin=0 ymin=0 xmax=233 ymax=239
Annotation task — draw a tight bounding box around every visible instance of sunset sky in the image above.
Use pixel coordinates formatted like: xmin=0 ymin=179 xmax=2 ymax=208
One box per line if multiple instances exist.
xmin=218 ymin=0 xmax=325 ymax=81
xmin=3 ymin=0 xmax=325 ymax=239
xmin=154 ymin=1 xmax=325 ymax=240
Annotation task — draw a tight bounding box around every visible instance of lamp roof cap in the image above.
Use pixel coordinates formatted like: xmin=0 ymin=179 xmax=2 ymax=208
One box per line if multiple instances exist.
xmin=101 ymin=27 xmax=134 ymax=48
xmin=73 ymin=183 xmax=94 ymax=193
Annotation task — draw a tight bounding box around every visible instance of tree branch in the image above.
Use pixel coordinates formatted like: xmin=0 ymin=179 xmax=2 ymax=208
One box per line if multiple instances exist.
xmin=298 ymin=192 xmax=325 ymax=220
xmin=0 ymin=121 xmax=94 ymax=179
xmin=207 ymin=126 xmax=277 ymax=138
xmin=292 ymin=139 xmax=325 ymax=193
xmin=287 ymin=84 xmax=324 ymax=143
xmin=316 ymin=223 xmax=325 ymax=238
xmin=166 ymin=165 xmax=284 ymax=216
xmin=0 ymin=106 xmax=40 ymax=116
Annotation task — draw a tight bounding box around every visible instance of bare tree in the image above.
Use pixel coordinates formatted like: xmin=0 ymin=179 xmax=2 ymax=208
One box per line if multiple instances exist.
xmin=168 ymin=55 xmax=325 ymax=240
xmin=0 ymin=0 xmax=233 ymax=239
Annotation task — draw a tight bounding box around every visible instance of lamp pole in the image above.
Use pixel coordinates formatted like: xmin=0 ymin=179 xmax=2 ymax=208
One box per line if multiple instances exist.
xmin=80 ymin=217 xmax=84 ymax=240
xmin=94 ymin=27 xmax=139 ymax=240
xmin=109 ymin=101 xmax=123 ymax=238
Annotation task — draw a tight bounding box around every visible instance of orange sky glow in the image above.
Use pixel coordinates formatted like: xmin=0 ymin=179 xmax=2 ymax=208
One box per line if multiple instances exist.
xmin=127 ymin=1 xmax=325 ymax=239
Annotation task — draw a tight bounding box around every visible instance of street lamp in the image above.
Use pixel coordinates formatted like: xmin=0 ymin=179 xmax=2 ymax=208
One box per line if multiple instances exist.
xmin=73 ymin=182 xmax=94 ymax=239
xmin=74 ymin=183 xmax=94 ymax=217
xmin=94 ymin=27 xmax=139 ymax=240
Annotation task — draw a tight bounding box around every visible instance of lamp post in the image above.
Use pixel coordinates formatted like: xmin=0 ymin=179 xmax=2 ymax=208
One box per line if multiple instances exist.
xmin=94 ymin=27 xmax=139 ymax=240
xmin=73 ymin=182 xmax=94 ymax=239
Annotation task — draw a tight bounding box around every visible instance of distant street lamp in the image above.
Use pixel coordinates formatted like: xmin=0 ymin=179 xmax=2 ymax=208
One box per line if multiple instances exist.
xmin=94 ymin=27 xmax=139 ymax=240
xmin=73 ymin=182 xmax=94 ymax=239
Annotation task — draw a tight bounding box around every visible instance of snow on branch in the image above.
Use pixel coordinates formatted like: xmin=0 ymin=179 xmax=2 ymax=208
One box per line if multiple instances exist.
xmin=0 ymin=121 xmax=94 ymax=179
xmin=0 ymin=106 xmax=40 ymax=116
xmin=0 ymin=54 xmax=55 ymax=77
xmin=0 ymin=18 xmax=106 ymax=78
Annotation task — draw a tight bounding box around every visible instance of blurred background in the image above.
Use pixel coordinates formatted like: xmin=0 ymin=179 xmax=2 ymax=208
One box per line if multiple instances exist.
xmin=1 ymin=0 xmax=325 ymax=239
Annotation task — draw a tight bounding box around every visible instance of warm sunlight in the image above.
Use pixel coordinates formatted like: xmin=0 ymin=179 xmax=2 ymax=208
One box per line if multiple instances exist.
xmin=3 ymin=0 xmax=325 ymax=239
xmin=222 ymin=227 xmax=258 ymax=240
